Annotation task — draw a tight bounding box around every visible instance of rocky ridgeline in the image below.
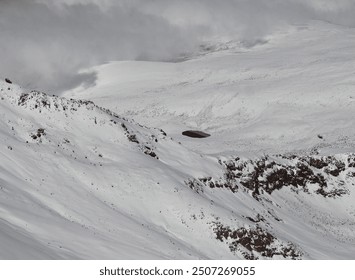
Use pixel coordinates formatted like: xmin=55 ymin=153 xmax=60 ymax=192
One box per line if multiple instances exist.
xmin=190 ymin=154 xmax=355 ymax=259
xmin=187 ymin=154 xmax=354 ymax=199
xmin=186 ymin=154 xmax=355 ymax=259
xmin=1 ymin=84 xmax=165 ymax=160
xmin=17 ymin=90 xmax=112 ymax=116
xmin=212 ymin=222 xmax=302 ymax=260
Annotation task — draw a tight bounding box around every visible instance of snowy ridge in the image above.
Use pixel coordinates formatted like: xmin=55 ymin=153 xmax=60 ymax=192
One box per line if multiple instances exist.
xmin=2 ymin=77 xmax=355 ymax=259
xmin=1 ymin=81 xmax=205 ymax=169
xmin=0 ymin=80 xmax=224 ymax=259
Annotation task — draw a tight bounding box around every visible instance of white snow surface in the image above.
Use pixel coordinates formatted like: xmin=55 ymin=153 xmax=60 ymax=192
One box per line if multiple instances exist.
xmin=66 ymin=21 xmax=355 ymax=156
xmin=1 ymin=21 xmax=355 ymax=259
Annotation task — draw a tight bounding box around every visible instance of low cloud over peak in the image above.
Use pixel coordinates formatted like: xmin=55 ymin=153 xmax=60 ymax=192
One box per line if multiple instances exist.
xmin=1 ymin=0 xmax=354 ymax=93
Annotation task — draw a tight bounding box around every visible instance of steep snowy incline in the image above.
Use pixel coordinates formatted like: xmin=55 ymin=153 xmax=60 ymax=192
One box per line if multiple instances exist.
xmin=65 ymin=21 xmax=355 ymax=156
xmin=0 ymin=80 xmax=227 ymax=259
xmin=2 ymin=79 xmax=355 ymax=259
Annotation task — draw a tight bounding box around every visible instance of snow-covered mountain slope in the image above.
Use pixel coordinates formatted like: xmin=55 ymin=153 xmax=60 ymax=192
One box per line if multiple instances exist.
xmin=2 ymin=20 xmax=355 ymax=260
xmin=2 ymin=78 xmax=355 ymax=260
xmin=0 ymin=80 xmax=227 ymax=259
xmin=66 ymin=21 xmax=355 ymax=156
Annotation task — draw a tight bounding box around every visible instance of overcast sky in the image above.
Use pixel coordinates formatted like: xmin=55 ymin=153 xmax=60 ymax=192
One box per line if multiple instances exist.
xmin=1 ymin=0 xmax=355 ymax=93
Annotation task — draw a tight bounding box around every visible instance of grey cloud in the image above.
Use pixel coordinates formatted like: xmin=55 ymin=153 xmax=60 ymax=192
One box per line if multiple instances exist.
xmin=1 ymin=0 xmax=354 ymax=93
xmin=0 ymin=0 xmax=201 ymax=92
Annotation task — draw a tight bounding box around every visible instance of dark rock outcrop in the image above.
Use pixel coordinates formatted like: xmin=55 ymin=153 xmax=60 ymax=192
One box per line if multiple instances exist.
xmin=182 ymin=130 xmax=210 ymax=138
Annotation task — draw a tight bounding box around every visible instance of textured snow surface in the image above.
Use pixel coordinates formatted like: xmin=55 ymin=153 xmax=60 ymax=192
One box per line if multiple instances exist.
xmin=1 ymin=21 xmax=355 ymax=259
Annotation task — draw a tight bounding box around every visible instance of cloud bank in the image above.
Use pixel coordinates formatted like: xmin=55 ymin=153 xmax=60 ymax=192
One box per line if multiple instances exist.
xmin=1 ymin=0 xmax=354 ymax=93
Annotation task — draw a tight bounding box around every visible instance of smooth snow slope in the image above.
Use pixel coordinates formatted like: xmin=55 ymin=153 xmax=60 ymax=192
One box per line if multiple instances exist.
xmin=1 ymin=20 xmax=355 ymax=260
xmin=66 ymin=21 xmax=355 ymax=156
